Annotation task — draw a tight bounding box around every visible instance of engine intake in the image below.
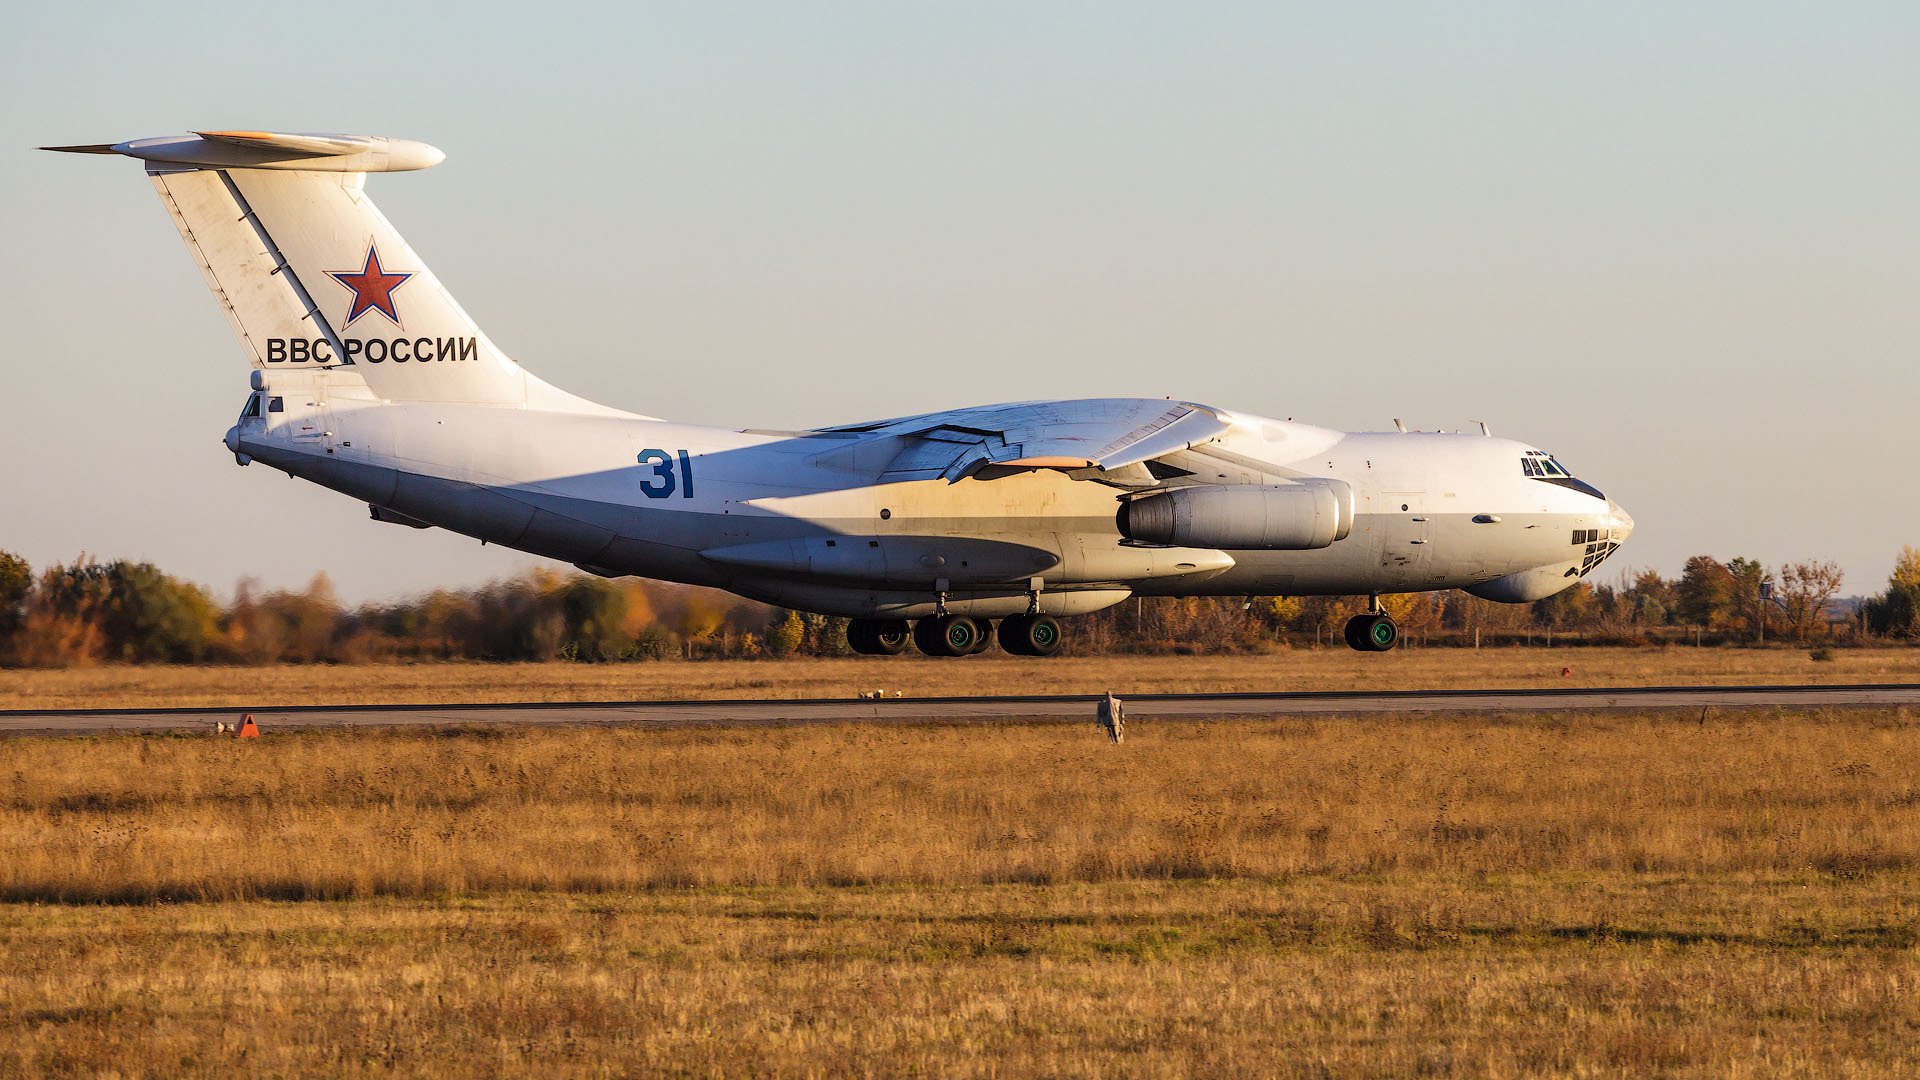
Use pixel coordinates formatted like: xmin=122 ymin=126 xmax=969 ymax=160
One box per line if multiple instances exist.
xmin=1117 ymin=482 xmax=1354 ymax=550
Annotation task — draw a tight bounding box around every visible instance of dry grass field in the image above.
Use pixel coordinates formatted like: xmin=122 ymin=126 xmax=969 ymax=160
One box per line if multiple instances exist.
xmin=5 ymin=710 xmax=1920 ymax=1075
xmin=2 ymin=644 xmax=1915 ymax=710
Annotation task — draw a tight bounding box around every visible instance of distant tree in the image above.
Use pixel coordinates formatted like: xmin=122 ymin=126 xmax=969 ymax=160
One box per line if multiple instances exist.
xmin=1623 ymin=569 xmax=1675 ymax=627
xmin=1676 ymin=556 xmax=1735 ymax=629
xmin=1586 ymin=582 xmax=1644 ymax=640
xmin=815 ymin=615 xmax=855 ymax=657
xmin=1292 ymin=596 xmax=1354 ymax=647
xmin=559 ymin=578 xmax=629 ymax=661
xmin=1382 ymin=592 xmax=1443 ymax=640
xmin=1533 ymin=581 xmax=1597 ymax=630
xmin=1776 ymin=561 xmax=1845 ymax=642
xmin=14 ymin=559 xmax=112 ymax=667
xmin=223 ymin=578 xmax=282 ymax=663
xmin=219 ymin=573 xmax=347 ymax=663
xmin=1262 ymin=596 xmax=1304 ymax=636
xmin=763 ymin=610 xmax=805 ymax=657
xmin=0 ymin=550 xmax=30 ymax=645
xmin=1725 ymin=557 xmax=1777 ymax=641
xmin=1895 ymin=546 xmax=1920 ymax=593
xmin=99 ymin=561 xmax=220 ymax=663
xmin=1865 ymin=546 xmax=1920 ymax=638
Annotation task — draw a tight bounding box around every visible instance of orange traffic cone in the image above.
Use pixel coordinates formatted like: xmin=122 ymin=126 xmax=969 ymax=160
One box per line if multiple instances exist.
xmin=237 ymin=713 xmax=260 ymax=739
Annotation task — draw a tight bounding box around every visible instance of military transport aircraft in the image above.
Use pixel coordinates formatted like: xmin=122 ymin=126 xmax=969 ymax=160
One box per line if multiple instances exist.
xmin=46 ymin=130 xmax=1631 ymax=657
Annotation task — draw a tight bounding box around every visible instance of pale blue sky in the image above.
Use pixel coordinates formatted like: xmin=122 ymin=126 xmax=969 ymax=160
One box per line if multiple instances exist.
xmin=3 ymin=2 xmax=1916 ymax=602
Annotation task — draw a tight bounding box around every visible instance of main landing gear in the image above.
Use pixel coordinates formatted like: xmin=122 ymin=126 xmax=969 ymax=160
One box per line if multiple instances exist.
xmin=844 ymin=612 xmax=1065 ymax=658
xmin=1343 ymin=597 xmax=1399 ymax=652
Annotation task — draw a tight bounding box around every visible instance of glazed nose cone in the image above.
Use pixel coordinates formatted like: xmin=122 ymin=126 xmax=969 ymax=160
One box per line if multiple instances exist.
xmin=1609 ymin=501 xmax=1634 ymax=541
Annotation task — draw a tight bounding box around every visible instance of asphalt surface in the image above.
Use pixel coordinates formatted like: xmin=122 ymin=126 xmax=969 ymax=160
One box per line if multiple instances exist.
xmin=3 ymin=683 xmax=1919 ymax=737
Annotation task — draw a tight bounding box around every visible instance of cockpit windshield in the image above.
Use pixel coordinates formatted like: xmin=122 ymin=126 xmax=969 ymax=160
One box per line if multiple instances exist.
xmin=1520 ymin=450 xmax=1605 ymax=499
xmin=1520 ymin=450 xmax=1574 ymax=478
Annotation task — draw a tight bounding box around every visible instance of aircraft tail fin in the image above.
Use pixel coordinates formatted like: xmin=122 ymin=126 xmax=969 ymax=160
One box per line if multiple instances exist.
xmin=45 ymin=131 xmax=608 ymax=412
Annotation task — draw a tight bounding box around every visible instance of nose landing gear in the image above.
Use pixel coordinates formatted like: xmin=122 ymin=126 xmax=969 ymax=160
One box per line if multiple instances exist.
xmin=1343 ymin=597 xmax=1399 ymax=652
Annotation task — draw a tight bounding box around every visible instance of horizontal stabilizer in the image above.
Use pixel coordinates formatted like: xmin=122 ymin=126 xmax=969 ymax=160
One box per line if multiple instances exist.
xmin=40 ymin=131 xmax=444 ymax=173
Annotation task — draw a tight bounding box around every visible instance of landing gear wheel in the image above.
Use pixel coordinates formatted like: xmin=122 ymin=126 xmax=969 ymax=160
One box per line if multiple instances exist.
xmin=999 ymin=613 xmax=1063 ymax=657
xmin=847 ymin=618 xmax=910 ymax=655
xmin=968 ymin=619 xmax=996 ymax=654
xmin=1343 ymin=613 xmax=1399 ymax=652
xmin=914 ymin=614 xmax=983 ymax=657
xmin=870 ymin=619 xmax=910 ymax=655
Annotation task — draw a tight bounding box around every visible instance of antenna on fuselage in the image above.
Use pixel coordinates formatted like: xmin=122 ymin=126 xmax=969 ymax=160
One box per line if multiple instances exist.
xmin=1392 ymin=418 xmax=1406 ymax=433
xmin=1475 ymin=420 xmax=1491 ymax=436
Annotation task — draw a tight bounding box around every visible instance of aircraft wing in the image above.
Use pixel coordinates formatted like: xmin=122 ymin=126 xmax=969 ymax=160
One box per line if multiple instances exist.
xmin=820 ymin=398 xmax=1232 ymax=483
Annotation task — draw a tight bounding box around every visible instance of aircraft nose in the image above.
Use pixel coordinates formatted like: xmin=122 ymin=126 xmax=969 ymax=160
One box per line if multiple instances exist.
xmin=1609 ymin=501 xmax=1634 ymax=541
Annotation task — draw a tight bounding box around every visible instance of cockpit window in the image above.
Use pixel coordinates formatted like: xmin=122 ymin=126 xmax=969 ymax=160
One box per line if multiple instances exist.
xmin=1521 ymin=450 xmax=1605 ymax=500
xmin=240 ymin=393 xmax=262 ymax=419
xmin=1521 ymin=450 xmax=1575 ymax=477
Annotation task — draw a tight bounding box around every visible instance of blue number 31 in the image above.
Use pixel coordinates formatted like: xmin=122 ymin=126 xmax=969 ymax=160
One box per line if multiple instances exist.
xmin=637 ymin=449 xmax=696 ymax=499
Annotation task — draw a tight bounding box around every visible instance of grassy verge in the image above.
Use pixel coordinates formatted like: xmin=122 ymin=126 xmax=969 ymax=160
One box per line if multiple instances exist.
xmin=5 ymin=712 xmax=1920 ymax=1075
xmin=5 ymin=879 xmax=1917 ymax=1077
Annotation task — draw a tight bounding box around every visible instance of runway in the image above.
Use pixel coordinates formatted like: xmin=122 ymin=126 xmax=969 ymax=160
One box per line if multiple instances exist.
xmin=3 ymin=682 xmax=1919 ymax=737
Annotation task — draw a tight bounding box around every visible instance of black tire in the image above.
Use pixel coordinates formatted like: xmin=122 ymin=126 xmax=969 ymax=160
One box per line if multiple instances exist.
xmin=999 ymin=614 xmax=1034 ymax=656
xmin=869 ymin=619 xmax=910 ymax=655
xmin=999 ymin=613 xmax=1063 ymax=657
xmin=912 ymin=617 xmax=946 ymax=656
xmin=914 ymin=615 xmax=981 ymax=657
xmin=1362 ymin=613 xmax=1399 ymax=652
xmin=968 ymin=619 xmax=996 ymax=654
xmin=941 ymin=616 xmax=983 ymax=656
xmin=1342 ymin=614 xmax=1368 ymax=651
xmin=847 ymin=619 xmax=876 ymax=654
xmin=847 ymin=618 xmax=910 ymax=656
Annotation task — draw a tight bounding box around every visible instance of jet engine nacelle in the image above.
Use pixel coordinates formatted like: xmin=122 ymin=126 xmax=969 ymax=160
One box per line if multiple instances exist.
xmin=1117 ymin=481 xmax=1354 ymax=550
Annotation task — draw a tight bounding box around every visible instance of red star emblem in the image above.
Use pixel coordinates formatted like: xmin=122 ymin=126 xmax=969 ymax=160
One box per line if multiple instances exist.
xmin=327 ymin=244 xmax=413 ymax=326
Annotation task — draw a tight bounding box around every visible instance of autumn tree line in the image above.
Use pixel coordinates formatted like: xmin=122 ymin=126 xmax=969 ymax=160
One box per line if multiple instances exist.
xmin=0 ymin=548 xmax=1915 ymax=667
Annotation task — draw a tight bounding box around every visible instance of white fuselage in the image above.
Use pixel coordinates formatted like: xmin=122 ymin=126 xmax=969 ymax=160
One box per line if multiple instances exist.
xmin=229 ymin=369 xmax=1632 ymax=619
